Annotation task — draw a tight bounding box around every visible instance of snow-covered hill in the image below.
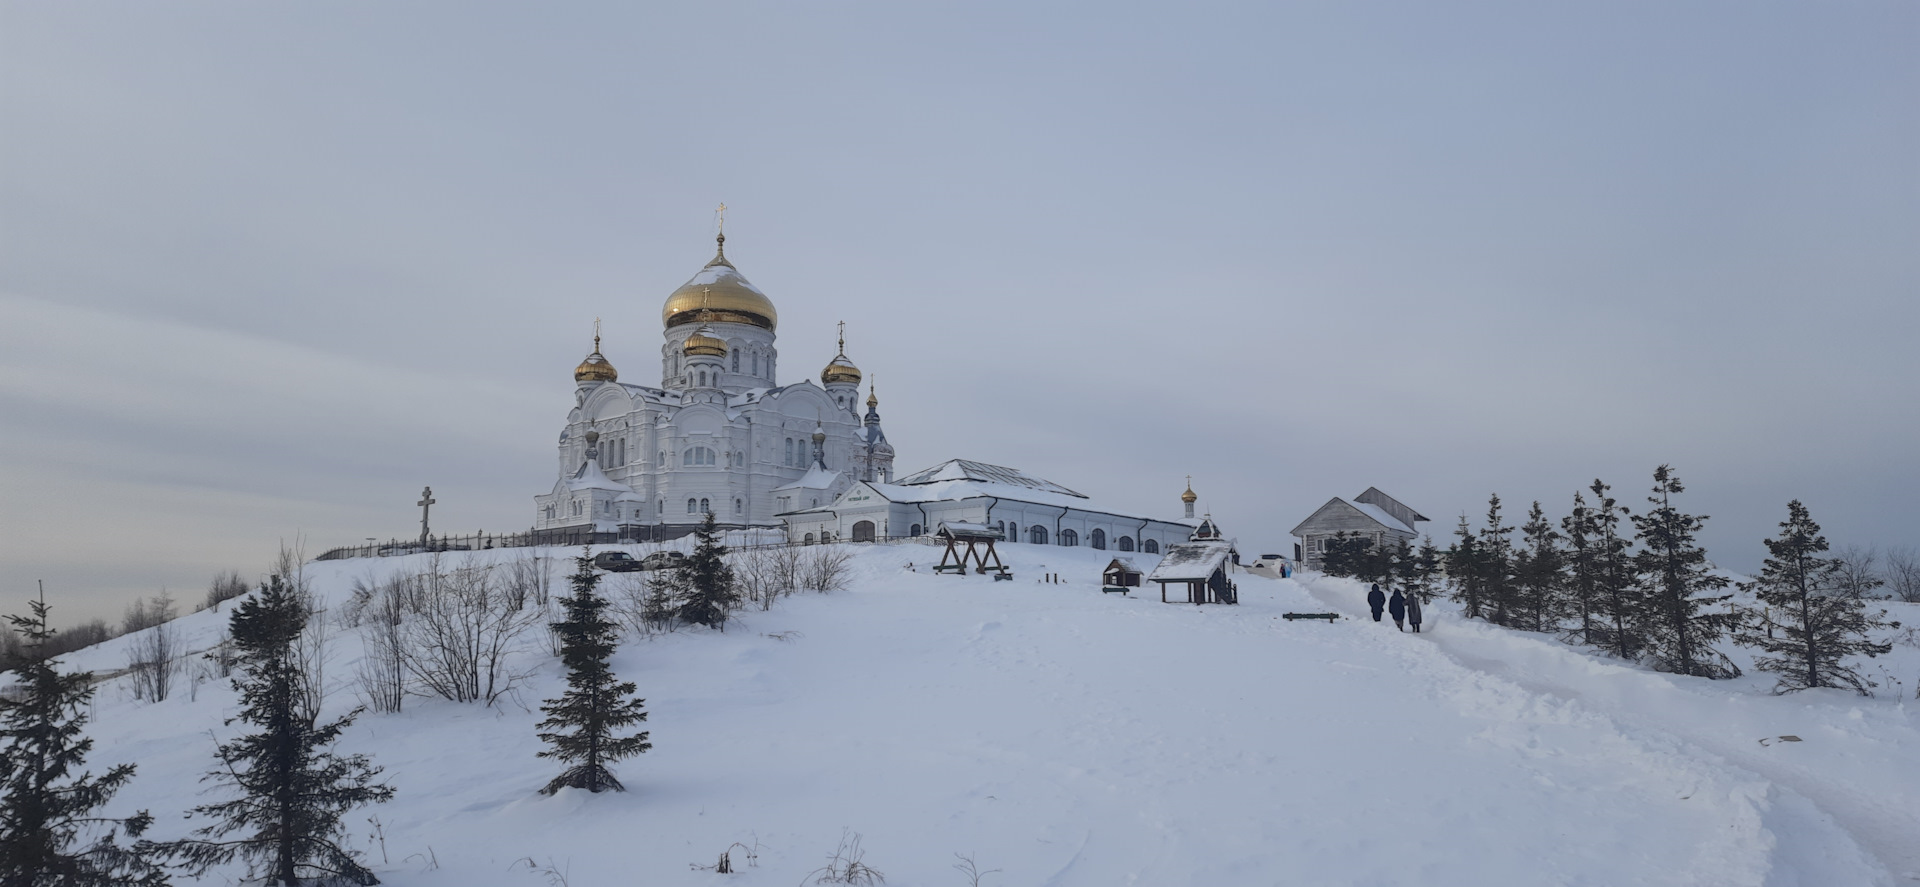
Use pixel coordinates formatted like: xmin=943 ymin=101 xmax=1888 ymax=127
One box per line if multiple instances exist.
xmin=54 ymin=543 xmax=1920 ymax=886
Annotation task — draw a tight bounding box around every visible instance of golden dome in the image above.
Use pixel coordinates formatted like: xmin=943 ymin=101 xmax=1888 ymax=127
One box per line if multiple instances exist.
xmin=661 ymin=233 xmax=778 ymax=331
xmin=683 ymin=325 xmax=727 ymax=358
xmin=574 ymin=333 xmax=618 ymax=383
xmin=1180 ymin=480 xmax=1198 ymax=504
xmin=821 ymin=353 xmax=861 ymax=386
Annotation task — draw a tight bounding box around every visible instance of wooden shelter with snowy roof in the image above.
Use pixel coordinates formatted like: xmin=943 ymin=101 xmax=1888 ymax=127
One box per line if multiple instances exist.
xmin=1146 ymin=542 xmax=1237 ymax=605
xmin=932 ymin=521 xmax=1011 ymax=579
xmin=1102 ymin=558 xmax=1143 ymax=592
xmin=1290 ymin=487 xmax=1429 ymax=571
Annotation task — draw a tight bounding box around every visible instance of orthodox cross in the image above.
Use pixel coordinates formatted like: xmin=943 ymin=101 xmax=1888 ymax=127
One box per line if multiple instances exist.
xmin=837 ymin=320 xmax=846 ymax=355
xmin=417 ymin=486 xmax=436 ymax=546
xmin=593 ymin=317 xmax=602 ymax=352
xmin=715 ymin=202 xmax=727 ymax=235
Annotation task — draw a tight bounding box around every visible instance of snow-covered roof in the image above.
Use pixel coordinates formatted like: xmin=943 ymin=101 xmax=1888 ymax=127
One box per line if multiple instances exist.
xmin=565 ymin=460 xmax=637 ymax=495
xmin=1146 ymin=543 xmax=1232 ymax=582
xmin=894 ymin=459 xmax=1086 ymax=498
xmin=936 ymin=521 xmax=1003 ymax=540
xmin=775 ymin=464 xmax=841 ymax=491
xmin=1105 ymin=558 xmax=1141 ymax=575
xmin=1351 ymin=503 xmax=1414 ymax=535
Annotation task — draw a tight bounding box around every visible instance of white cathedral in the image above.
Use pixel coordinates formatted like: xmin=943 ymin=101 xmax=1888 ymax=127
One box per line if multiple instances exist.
xmin=533 ymin=230 xmax=894 ymax=541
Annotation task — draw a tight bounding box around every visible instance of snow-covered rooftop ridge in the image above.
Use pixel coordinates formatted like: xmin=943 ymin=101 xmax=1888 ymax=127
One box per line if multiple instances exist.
xmin=1351 ymin=502 xmax=1414 ymax=535
xmin=893 ymin=459 xmax=1086 ymax=498
xmin=775 ymin=464 xmax=840 ymax=491
xmin=566 ymin=459 xmax=636 ymax=495
xmin=1145 ymin=542 xmax=1232 ymax=581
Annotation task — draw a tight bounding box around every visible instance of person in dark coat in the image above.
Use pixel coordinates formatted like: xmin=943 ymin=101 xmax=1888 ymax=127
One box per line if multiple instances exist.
xmin=1388 ymin=589 xmax=1407 ymax=631
xmin=1407 ymin=593 xmax=1424 ymax=633
xmin=1367 ymin=583 xmax=1386 ymax=622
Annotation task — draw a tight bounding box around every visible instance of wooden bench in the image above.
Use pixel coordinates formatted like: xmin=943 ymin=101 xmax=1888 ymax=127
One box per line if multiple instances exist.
xmin=1101 ymin=585 xmax=1131 ymax=595
xmin=1282 ymin=612 xmax=1340 ymax=622
xmin=993 ymin=571 xmax=1013 ymax=581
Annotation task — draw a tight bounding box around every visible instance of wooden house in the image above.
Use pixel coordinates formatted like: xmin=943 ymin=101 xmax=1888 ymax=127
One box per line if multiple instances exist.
xmin=1290 ymin=487 xmax=1428 ymax=571
xmin=1102 ymin=558 xmax=1143 ymax=591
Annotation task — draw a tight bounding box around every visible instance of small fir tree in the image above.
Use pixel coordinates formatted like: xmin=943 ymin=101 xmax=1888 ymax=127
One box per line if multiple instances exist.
xmin=1631 ymin=466 xmax=1739 ymax=679
xmin=1512 ymin=501 xmax=1565 ymax=633
xmin=1588 ymin=479 xmax=1644 ymax=661
xmin=1409 ymin=536 xmax=1444 ymax=605
xmin=1319 ymin=532 xmax=1374 ymax=580
xmin=1477 ymin=495 xmax=1518 ymax=626
xmin=155 ymin=575 xmax=393 ymax=886
xmin=537 ymin=555 xmax=651 ymax=794
xmin=1445 ymin=516 xmax=1485 ymax=618
xmin=0 ymin=599 xmax=168 ymax=887
xmin=1735 ymin=501 xmax=1897 ymax=695
xmin=676 ymin=513 xmax=740 ymax=630
xmin=1560 ymin=491 xmax=1602 ymax=646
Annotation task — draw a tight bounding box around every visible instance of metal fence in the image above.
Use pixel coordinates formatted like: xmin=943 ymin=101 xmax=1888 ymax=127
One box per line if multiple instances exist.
xmin=313 ymin=528 xmax=939 ymax=561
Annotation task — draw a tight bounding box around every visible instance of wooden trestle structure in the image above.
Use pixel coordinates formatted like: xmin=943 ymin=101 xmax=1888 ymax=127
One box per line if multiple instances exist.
xmin=932 ymin=522 xmax=1012 ymax=579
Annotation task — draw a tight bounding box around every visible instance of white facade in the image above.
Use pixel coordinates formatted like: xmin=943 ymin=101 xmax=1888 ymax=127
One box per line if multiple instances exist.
xmin=534 ymin=235 xmax=896 ymax=538
xmin=781 ymin=459 xmax=1197 ymax=551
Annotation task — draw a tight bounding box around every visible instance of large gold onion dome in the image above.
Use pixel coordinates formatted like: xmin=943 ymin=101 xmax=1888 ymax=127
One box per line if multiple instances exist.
xmin=821 ymin=351 xmax=861 ymax=386
xmin=1180 ymin=480 xmax=1198 ymax=504
xmin=574 ymin=331 xmax=618 ymax=383
xmin=683 ymin=324 xmax=727 ymax=358
xmin=662 ymin=233 xmax=778 ymax=331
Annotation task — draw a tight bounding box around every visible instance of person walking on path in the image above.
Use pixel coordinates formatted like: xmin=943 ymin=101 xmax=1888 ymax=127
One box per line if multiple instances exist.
xmin=1388 ymin=589 xmax=1407 ymax=631
xmin=1407 ymin=593 xmax=1424 ymax=633
xmin=1367 ymin=583 xmax=1386 ymax=622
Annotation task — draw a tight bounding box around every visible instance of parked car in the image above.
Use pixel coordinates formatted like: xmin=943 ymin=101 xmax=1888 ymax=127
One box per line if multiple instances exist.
xmin=638 ymin=551 xmax=687 ymax=571
xmin=591 ymin=551 xmax=644 ymax=572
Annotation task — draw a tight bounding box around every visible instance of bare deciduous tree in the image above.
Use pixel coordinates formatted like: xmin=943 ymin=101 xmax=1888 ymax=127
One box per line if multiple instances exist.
xmin=800 ymin=544 xmax=855 ymax=593
xmin=353 ymin=574 xmax=412 ymax=714
xmin=1832 ymin=544 xmax=1886 ymax=600
xmin=1884 ymin=546 xmax=1920 ymax=603
xmin=125 ymin=590 xmax=178 ymax=702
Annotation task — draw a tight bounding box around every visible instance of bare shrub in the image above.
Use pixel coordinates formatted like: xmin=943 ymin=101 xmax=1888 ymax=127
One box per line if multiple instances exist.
xmin=1885 ymin=546 xmax=1920 ymax=603
xmin=733 ymin=546 xmax=801 ymax=610
xmin=122 ymin=588 xmax=174 ymax=635
xmin=503 ymin=550 xmax=555 ymax=610
xmin=799 ymin=545 xmax=855 ymax=593
xmin=804 ymin=831 xmax=884 ymax=886
xmin=952 ymin=853 xmax=1000 ymax=887
xmin=402 ymin=557 xmax=540 ymax=705
xmin=354 ymin=574 xmax=411 ymax=714
xmin=202 ymin=569 xmax=250 ymax=612
xmin=125 ymin=590 xmax=179 ymax=702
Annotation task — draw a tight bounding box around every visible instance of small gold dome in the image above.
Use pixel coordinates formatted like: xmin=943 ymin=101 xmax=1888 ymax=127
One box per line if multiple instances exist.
xmin=575 ymin=332 xmax=618 ymax=384
xmin=661 ymin=234 xmax=778 ymax=331
xmin=821 ymin=353 xmax=861 ymax=386
xmin=1180 ymin=481 xmax=1198 ymax=504
xmin=682 ymin=326 xmax=727 ymax=358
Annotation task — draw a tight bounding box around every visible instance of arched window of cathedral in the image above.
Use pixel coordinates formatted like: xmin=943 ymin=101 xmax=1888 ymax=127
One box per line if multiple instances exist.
xmin=752 ymin=352 xmax=760 ymax=375
xmin=658 ymin=451 xmax=665 ymax=465
xmin=1090 ymin=529 xmax=1106 ymax=550
xmin=1007 ymin=523 xmax=1017 ymax=542
xmin=804 ymin=532 xmax=815 ymax=544
xmin=700 ymin=498 xmax=710 ymax=513
xmin=1118 ymin=536 xmax=1134 ymax=552
xmin=687 ymin=498 xmax=697 ymax=514
xmin=657 ymin=500 xmax=664 ymax=514
xmin=731 ymin=351 xmax=740 ymax=373
xmin=1061 ymin=529 xmax=1079 ymax=547
xmin=734 ymin=498 xmax=742 ymax=514
xmin=784 ymin=439 xmax=794 ymax=466
xmin=1029 ymin=526 xmax=1048 ymax=545
xmin=697 ymin=370 xmax=706 ymax=387
xmin=1143 ymin=539 xmax=1159 ymax=554
xmin=909 ymin=524 xmax=922 ymax=537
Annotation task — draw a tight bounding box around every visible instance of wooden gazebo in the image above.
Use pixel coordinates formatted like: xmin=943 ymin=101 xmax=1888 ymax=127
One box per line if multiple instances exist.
xmin=1145 ymin=542 xmax=1237 ymax=605
xmin=1102 ymin=558 xmax=1142 ymax=592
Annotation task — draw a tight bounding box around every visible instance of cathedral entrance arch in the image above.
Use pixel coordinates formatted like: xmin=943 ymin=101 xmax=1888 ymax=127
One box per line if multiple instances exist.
xmin=852 ymin=520 xmax=876 ymax=542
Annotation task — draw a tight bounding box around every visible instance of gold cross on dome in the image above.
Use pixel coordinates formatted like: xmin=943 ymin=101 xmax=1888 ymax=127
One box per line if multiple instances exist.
xmin=716 ymin=203 xmax=727 ymax=235
xmin=837 ymin=320 xmax=846 ymax=354
xmin=593 ymin=317 xmax=602 ymax=350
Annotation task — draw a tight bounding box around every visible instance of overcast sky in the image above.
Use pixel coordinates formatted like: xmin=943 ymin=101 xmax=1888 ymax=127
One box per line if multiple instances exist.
xmin=3 ymin=2 xmax=1916 ymax=626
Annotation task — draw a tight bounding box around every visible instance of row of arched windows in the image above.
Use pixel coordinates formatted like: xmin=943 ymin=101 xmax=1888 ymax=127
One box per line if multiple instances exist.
xmin=993 ymin=520 xmax=1157 ymax=553
xmin=683 ymin=446 xmax=717 ymax=466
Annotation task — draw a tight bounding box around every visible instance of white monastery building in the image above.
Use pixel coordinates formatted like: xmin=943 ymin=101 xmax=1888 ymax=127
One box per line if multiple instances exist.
xmin=534 ymin=230 xmax=894 ymax=541
xmin=534 ymin=227 xmax=1205 ymax=549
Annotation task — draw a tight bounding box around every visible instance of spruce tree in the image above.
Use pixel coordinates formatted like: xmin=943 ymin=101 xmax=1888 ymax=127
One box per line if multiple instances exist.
xmin=1560 ymin=490 xmax=1602 ymax=646
xmin=1409 ymin=537 xmax=1444 ymax=605
xmin=676 ymin=513 xmax=739 ymax=630
xmin=1445 ymin=516 xmax=1485 ymax=618
xmin=1588 ymin=479 xmax=1643 ymax=660
xmin=1478 ymin=495 xmax=1518 ymax=626
xmin=1631 ymin=466 xmax=1739 ymax=679
xmin=1512 ymin=501 xmax=1565 ymax=633
xmin=0 ymin=599 xmax=168 ymax=887
xmin=538 ymin=555 xmax=651 ymax=794
xmin=1735 ymin=501 xmax=1897 ymax=695
xmin=155 ymin=575 xmax=393 ymax=886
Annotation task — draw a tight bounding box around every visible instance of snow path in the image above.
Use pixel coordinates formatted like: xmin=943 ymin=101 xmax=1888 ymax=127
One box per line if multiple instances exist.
xmin=53 ymin=545 xmax=1909 ymax=885
xmin=1299 ymin=574 xmax=1916 ymax=883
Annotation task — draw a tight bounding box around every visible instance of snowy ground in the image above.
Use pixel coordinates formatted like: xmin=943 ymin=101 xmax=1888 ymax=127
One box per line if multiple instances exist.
xmin=53 ymin=543 xmax=1920 ymax=886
